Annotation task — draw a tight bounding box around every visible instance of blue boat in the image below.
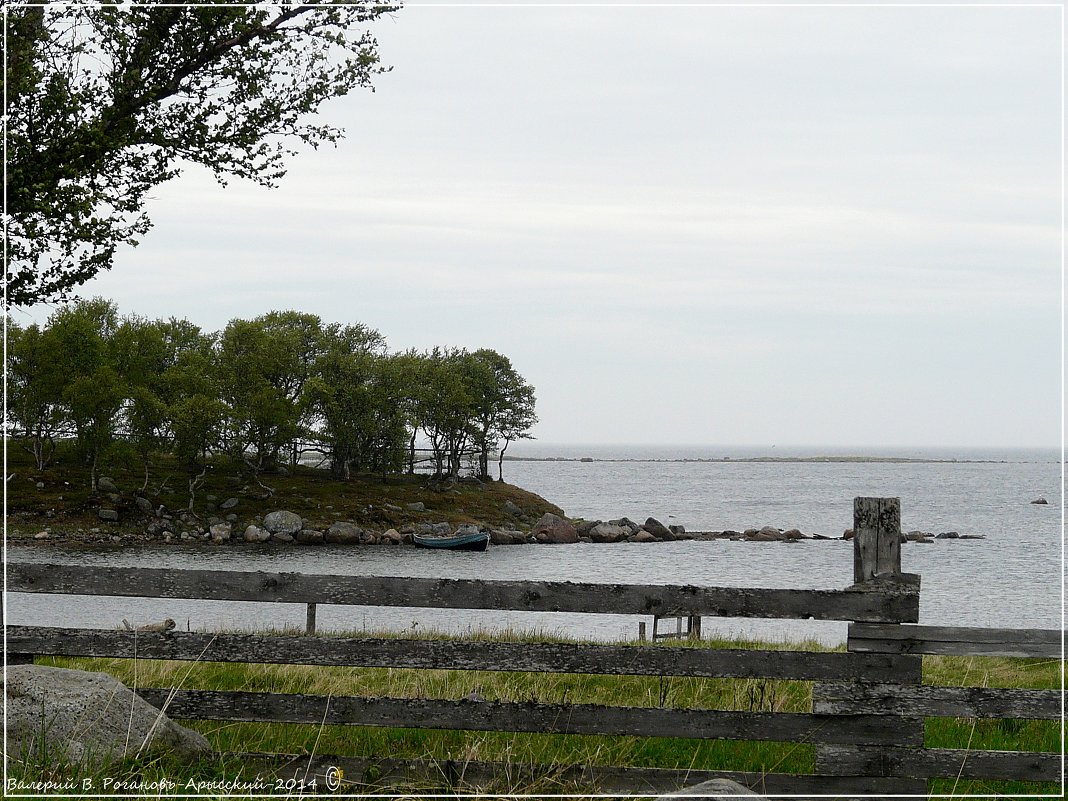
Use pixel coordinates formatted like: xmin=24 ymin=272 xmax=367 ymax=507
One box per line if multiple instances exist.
xmin=413 ymin=530 xmax=490 ymax=552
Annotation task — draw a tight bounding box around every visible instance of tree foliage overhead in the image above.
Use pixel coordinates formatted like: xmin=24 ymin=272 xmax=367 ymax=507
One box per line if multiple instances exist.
xmin=5 ymin=1 xmax=398 ymax=306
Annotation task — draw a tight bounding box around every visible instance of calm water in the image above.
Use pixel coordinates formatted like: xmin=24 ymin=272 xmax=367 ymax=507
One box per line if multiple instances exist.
xmin=8 ymin=445 xmax=1063 ymax=645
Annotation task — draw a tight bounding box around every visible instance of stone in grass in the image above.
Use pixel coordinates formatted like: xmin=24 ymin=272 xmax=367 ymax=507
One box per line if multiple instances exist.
xmin=658 ymin=778 xmax=763 ymax=798
xmin=97 ymin=508 xmax=119 ymax=522
xmin=209 ymin=523 xmax=231 ymax=543
xmin=2 ymin=665 xmax=210 ymax=766
xmin=97 ymin=477 xmax=119 ymax=494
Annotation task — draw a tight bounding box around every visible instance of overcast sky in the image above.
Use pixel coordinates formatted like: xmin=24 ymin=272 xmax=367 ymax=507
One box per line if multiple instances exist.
xmin=19 ymin=3 xmax=1063 ymax=449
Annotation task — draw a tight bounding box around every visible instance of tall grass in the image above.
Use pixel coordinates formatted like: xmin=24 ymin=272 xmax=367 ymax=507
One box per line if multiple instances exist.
xmin=11 ymin=628 xmax=1064 ymax=797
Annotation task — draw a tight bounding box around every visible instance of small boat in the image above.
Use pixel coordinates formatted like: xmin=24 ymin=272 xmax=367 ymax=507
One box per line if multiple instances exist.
xmin=413 ymin=530 xmax=490 ymax=552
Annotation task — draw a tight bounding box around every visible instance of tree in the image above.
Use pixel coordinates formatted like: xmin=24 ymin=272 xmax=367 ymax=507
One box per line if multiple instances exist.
xmin=5 ymin=2 xmax=398 ymax=306
xmin=7 ymin=322 xmax=71 ymax=469
xmin=465 ymin=349 xmax=538 ymax=480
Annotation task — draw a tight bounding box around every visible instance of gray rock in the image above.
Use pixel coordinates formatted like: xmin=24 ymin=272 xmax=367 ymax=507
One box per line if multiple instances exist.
xmin=220 ymin=497 xmax=239 ymax=510
xmin=406 ymin=502 xmax=426 ymax=512
xmin=658 ymin=777 xmax=762 ymax=798
xmin=573 ymin=519 xmax=601 ymax=536
xmin=326 ymin=521 xmax=363 ymax=544
xmin=1031 ymin=497 xmax=1048 ymax=505
xmin=263 ymin=510 xmax=303 ymax=536
xmin=272 ymin=531 xmax=294 ymax=543
xmin=209 ymin=523 xmax=231 ymax=543
xmin=609 ymin=517 xmax=640 ymax=534
xmin=454 ymin=523 xmax=482 ymax=537
xmin=97 ymin=477 xmax=119 ymax=494
xmin=35 ymin=481 xmax=44 ymax=490
xmin=2 ymin=665 xmax=210 ymax=766
xmin=243 ymin=525 xmax=270 ymax=543
xmin=134 ymin=496 xmax=154 ymax=514
xmin=489 ymin=528 xmax=519 ymax=545
xmin=783 ymin=528 xmax=805 ymax=540
xmin=531 ymin=513 xmax=578 ymax=544
xmin=97 ymin=508 xmax=119 ymax=522
xmin=747 ymin=526 xmax=785 ymax=542
xmin=382 ymin=528 xmax=403 ymax=544
xmin=295 ymin=528 xmax=324 ymax=545
xmin=589 ymin=523 xmax=626 ymax=543
xmin=936 ymin=531 xmax=960 ymax=539
xmin=416 ymin=522 xmax=452 ymax=537
xmin=632 ymin=530 xmax=657 ymax=543
xmin=502 ymin=500 xmax=523 ymax=517
xmin=668 ymin=524 xmax=686 ymax=536
xmin=642 ymin=517 xmax=674 ymax=540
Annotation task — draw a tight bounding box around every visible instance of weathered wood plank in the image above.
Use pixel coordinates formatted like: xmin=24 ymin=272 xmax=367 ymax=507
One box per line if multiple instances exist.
xmin=139 ymin=688 xmax=924 ymax=746
xmin=849 ymin=623 xmax=1064 ymax=658
xmin=853 ymin=497 xmax=901 ymax=583
xmin=7 ymin=625 xmax=921 ymax=683
xmin=813 ymin=682 xmax=1063 ymax=719
xmin=239 ymin=751 xmax=928 ymax=795
xmin=8 ymin=563 xmax=919 ymax=622
xmin=816 ymin=744 xmax=1061 ymax=781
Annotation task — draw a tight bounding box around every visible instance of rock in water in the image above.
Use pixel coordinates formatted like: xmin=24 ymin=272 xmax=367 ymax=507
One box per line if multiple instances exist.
xmin=531 ymin=513 xmax=578 ymax=544
xmin=642 ymin=517 xmax=674 ymax=540
xmin=1031 ymin=497 xmax=1048 ymax=505
xmin=2 ymin=665 xmax=211 ymax=766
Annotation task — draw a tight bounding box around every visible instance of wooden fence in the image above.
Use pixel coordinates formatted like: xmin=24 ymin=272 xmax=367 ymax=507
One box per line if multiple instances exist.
xmin=6 ymin=497 xmax=1063 ymax=796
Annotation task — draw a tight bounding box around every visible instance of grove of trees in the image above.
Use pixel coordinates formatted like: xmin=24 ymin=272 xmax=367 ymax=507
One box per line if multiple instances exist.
xmin=8 ymin=300 xmax=537 ymax=497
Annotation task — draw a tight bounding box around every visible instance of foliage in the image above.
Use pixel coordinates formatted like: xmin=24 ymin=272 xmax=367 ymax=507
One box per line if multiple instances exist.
xmin=5 ymin=1 xmax=398 ymax=306
xmin=7 ymin=299 xmax=538 ymax=491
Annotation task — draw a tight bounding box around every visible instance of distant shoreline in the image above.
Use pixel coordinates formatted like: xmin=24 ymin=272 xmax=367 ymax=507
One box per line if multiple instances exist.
xmin=502 ymin=455 xmax=1011 ymax=464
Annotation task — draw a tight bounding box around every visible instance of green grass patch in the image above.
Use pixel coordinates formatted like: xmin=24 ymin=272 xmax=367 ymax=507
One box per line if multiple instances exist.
xmin=13 ymin=630 xmax=1063 ymax=796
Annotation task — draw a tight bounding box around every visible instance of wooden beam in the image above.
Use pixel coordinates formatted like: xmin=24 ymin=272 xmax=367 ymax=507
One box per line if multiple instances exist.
xmin=813 ymin=682 xmax=1063 ymax=719
xmin=138 ymin=688 xmax=924 ymax=746
xmin=816 ymin=744 xmax=1062 ymax=781
xmin=853 ymin=496 xmax=901 ymax=583
xmin=7 ymin=563 xmax=918 ymax=622
xmin=6 ymin=626 xmax=922 ymax=683
xmin=848 ymin=623 xmax=1064 ymax=658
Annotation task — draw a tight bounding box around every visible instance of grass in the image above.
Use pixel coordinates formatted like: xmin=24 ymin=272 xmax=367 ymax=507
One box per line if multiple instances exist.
xmin=10 ymin=629 xmax=1064 ymax=797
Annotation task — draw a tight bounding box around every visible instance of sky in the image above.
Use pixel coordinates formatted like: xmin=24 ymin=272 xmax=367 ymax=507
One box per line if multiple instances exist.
xmin=17 ymin=2 xmax=1064 ymax=449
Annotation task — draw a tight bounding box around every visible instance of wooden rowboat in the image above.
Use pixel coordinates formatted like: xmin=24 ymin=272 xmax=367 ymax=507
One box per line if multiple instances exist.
xmin=413 ymin=530 xmax=490 ymax=552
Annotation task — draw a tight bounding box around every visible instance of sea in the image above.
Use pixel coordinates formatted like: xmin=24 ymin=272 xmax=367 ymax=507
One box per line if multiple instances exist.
xmin=7 ymin=444 xmax=1063 ymax=645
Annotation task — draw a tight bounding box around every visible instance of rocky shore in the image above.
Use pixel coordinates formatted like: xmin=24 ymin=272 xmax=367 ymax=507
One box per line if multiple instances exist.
xmin=12 ymin=473 xmax=986 ymax=548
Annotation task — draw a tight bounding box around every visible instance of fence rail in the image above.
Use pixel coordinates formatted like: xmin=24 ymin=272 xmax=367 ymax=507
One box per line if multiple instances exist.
xmin=6 ymin=496 xmax=1063 ymax=795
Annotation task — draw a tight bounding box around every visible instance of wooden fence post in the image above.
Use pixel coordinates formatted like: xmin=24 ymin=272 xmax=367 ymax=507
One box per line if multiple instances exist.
xmin=306 ymin=603 xmax=317 ymax=636
xmin=814 ymin=497 xmax=926 ymax=794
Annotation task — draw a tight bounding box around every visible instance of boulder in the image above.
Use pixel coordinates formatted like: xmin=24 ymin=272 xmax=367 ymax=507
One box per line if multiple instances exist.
xmin=642 ymin=517 xmax=674 ymax=540
xmin=658 ymin=778 xmax=762 ymax=798
xmin=295 ymin=528 xmax=324 ymax=545
xmin=416 ymin=522 xmax=452 ymax=537
xmin=610 ymin=517 xmax=640 ymax=534
xmin=220 ymin=497 xmax=239 ymax=510
xmin=272 ymin=531 xmax=294 ymax=543
xmin=502 ymin=500 xmax=524 ymax=517
xmin=2 ymin=665 xmax=211 ymax=766
xmin=632 ymin=530 xmax=657 ymax=543
xmin=783 ymin=528 xmax=804 ymax=540
xmin=243 ymin=525 xmax=271 ymax=543
xmin=209 ymin=523 xmax=231 ymax=543
xmin=263 ymin=510 xmax=303 ymax=536
xmin=134 ymin=496 xmax=154 ymax=514
xmin=454 ymin=523 xmax=482 ymax=537
xmin=406 ymin=502 xmax=426 ymax=512
xmin=1031 ymin=497 xmax=1048 ymax=505
xmin=747 ymin=526 xmax=785 ymax=542
xmin=382 ymin=528 xmax=403 ymax=545
xmin=97 ymin=477 xmax=119 ymax=494
xmin=589 ymin=523 xmax=626 ymax=543
xmin=843 ymin=529 xmax=855 ymax=540
xmin=574 ymin=519 xmax=601 ymax=536
xmin=531 ymin=513 xmax=578 ymax=544
xmin=668 ymin=524 xmax=687 ymax=537
xmin=97 ymin=508 xmax=119 ymax=522
xmin=935 ymin=531 xmax=960 ymax=539
xmin=326 ymin=521 xmax=363 ymax=544
xmin=489 ymin=528 xmax=519 ymax=545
